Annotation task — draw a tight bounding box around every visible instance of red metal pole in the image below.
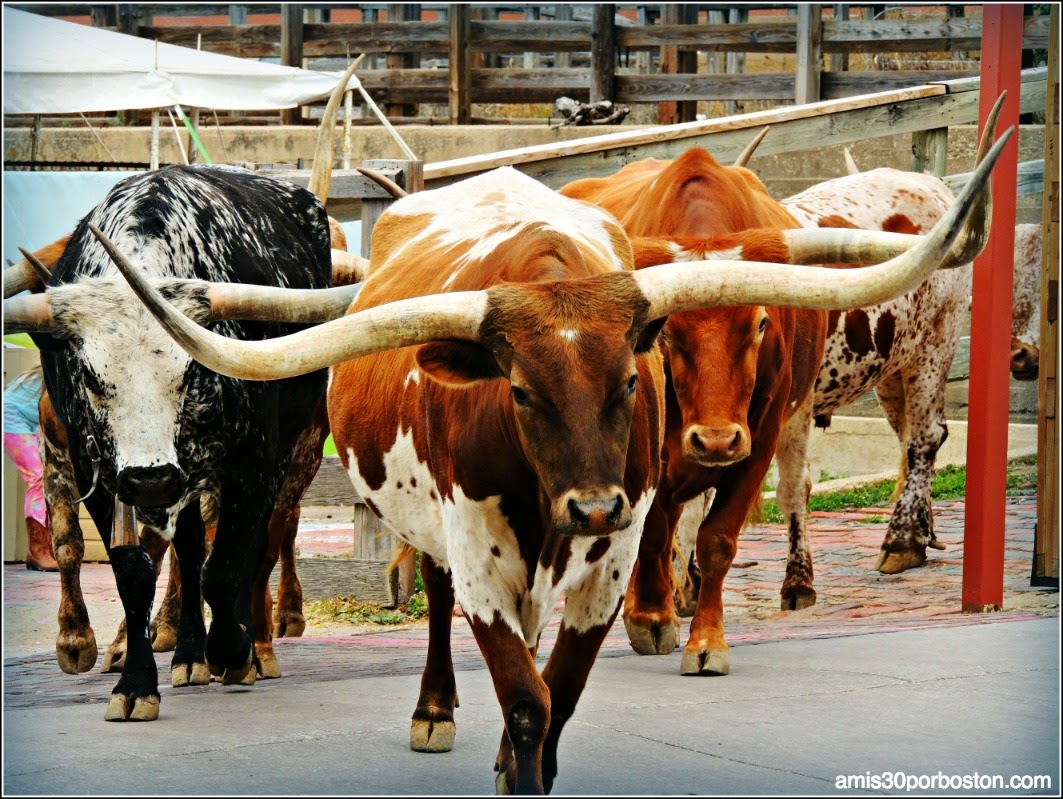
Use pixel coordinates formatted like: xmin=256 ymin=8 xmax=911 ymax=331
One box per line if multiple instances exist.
xmin=961 ymin=4 xmax=1023 ymax=612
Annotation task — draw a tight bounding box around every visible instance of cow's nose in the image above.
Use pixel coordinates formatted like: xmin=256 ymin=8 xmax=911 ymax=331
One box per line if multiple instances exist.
xmin=554 ymin=488 xmax=631 ymax=536
xmin=1009 ymin=342 xmax=1039 ymax=381
xmin=117 ymin=464 xmax=186 ymax=508
xmin=683 ymin=424 xmax=750 ymax=465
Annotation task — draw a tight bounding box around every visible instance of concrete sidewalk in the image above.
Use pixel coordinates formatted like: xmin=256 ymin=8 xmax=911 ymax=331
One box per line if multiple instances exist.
xmin=2 ymin=495 xmax=1060 ymax=796
xmin=2 ymin=619 xmax=1059 ymax=795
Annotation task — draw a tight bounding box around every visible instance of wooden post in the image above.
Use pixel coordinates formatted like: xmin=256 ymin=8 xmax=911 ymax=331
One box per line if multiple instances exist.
xmin=961 ymin=3 xmax=1024 ymax=612
xmin=658 ymin=4 xmax=697 ymax=124
xmin=385 ymin=4 xmax=421 ymax=118
xmin=795 ymin=4 xmax=823 ymax=105
xmin=590 ymin=4 xmax=617 ymax=104
xmin=280 ymin=4 xmax=305 ymax=125
xmin=911 ymin=128 xmax=948 ymax=177
xmin=1034 ymin=3 xmax=1060 ymax=586
xmin=725 ymin=7 xmax=749 ymax=116
xmin=830 ymin=4 xmax=849 ymax=73
xmin=448 ymin=3 xmax=471 ymax=124
xmin=555 ymin=4 xmax=572 ymax=69
xmin=359 ymin=159 xmax=424 ymax=259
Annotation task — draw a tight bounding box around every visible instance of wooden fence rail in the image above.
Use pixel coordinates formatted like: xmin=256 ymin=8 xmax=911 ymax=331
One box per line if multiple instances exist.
xmin=6 ymin=4 xmax=1052 ymax=123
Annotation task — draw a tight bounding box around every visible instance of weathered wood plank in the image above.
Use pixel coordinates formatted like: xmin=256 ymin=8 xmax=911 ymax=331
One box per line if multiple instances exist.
xmin=268 ymin=557 xmax=392 ymax=605
xmin=423 ymin=73 xmax=1046 ymax=189
xmin=944 ymin=159 xmax=1046 ymax=197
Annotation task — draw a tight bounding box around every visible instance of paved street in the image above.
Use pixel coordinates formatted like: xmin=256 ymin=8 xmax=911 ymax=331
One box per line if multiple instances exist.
xmin=2 ymin=496 xmax=1059 ymax=795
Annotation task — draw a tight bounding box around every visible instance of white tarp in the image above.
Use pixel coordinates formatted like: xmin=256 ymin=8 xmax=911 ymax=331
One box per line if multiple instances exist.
xmin=3 ymin=6 xmax=355 ymax=114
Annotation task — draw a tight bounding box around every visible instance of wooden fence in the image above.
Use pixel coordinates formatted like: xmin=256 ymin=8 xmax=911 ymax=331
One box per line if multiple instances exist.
xmin=7 ymin=4 xmax=1053 ymax=125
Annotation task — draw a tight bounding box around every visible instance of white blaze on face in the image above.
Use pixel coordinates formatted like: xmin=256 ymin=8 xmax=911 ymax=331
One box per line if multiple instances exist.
xmin=67 ymin=282 xmax=191 ymax=476
xmin=558 ymin=328 xmax=579 ymax=343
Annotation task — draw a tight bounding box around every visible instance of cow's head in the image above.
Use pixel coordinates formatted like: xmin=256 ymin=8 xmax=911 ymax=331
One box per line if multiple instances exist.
xmin=90 ymin=129 xmax=1006 ymax=536
xmin=413 ymin=270 xmax=664 ymax=536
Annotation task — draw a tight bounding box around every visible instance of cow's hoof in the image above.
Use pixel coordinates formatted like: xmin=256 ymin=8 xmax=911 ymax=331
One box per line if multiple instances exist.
xmin=104 ymin=693 xmax=159 ymax=722
xmin=56 ymin=631 xmax=98 ymax=674
xmin=275 ymin=612 xmax=306 ymax=639
xmin=624 ymin=615 xmax=680 ymax=655
xmin=100 ymin=644 xmax=126 ymax=673
xmin=172 ymin=662 xmax=210 ymax=687
xmin=875 ymin=548 xmax=927 ymax=574
xmin=151 ymin=623 xmax=178 ymax=653
xmin=680 ymin=647 xmax=730 ymax=676
xmin=929 ymin=538 xmax=947 ymax=551
xmin=780 ymin=584 xmax=817 ymax=611
xmin=256 ymin=651 xmax=282 ymax=680
xmin=410 ymin=719 xmax=455 ymax=753
xmin=495 ymin=771 xmax=511 ymax=795
xmin=225 ymin=651 xmax=255 ymax=686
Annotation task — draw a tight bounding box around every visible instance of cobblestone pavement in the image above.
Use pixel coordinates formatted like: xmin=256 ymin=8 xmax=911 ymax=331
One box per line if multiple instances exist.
xmin=2 ymin=495 xmax=1057 ymax=711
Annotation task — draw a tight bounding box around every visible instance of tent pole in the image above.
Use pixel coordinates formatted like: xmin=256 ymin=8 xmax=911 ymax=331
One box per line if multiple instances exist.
xmin=150 ymin=109 xmax=160 ymax=171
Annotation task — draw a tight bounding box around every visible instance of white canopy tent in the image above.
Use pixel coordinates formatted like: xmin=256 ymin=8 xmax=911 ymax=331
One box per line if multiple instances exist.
xmin=2 ymin=6 xmax=353 ymax=114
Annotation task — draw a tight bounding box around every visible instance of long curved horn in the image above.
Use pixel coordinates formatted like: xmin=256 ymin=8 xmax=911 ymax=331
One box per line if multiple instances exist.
xmin=106 ymin=129 xmax=1007 ymax=383
xmin=356 ymin=166 xmax=408 ymax=199
xmin=4 ymin=234 xmax=71 ymax=299
xmin=331 ymin=249 xmax=370 ymax=283
xmin=17 ymin=247 xmax=52 ymax=286
xmin=733 ymin=127 xmax=770 ymax=168
xmin=843 ymin=148 xmax=860 ymax=175
xmin=307 ymin=55 xmax=366 ymax=203
xmin=3 ymin=292 xmax=54 ymax=333
xmin=90 ymin=223 xmax=487 ymax=381
xmin=635 ymin=127 xmax=1009 ymax=320
xmin=85 ymin=227 xmax=363 ymax=323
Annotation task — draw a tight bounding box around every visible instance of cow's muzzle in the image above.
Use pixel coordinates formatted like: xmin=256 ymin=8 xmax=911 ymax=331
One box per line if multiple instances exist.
xmin=553 ymin=488 xmax=631 ymax=537
xmin=117 ymin=464 xmax=187 ymax=508
xmin=1010 ymin=340 xmax=1039 ymax=382
xmin=682 ymin=424 xmax=751 ymax=466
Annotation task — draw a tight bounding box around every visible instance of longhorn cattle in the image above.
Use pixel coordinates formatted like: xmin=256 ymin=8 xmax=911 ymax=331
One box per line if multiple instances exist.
xmin=1010 ymin=222 xmax=1043 ymax=381
xmin=108 ymin=137 xmax=996 ymax=789
xmin=559 ymin=118 xmax=1004 ymax=676
xmin=3 ymin=63 xmax=369 ymax=694
xmin=774 ymin=103 xmax=1007 ymax=580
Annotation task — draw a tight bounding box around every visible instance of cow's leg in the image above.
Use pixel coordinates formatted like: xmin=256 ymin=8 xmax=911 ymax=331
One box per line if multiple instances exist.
xmin=40 ymin=412 xmax=97 ymax=675
xmin=775 ymin=399 xmax=817 ymax=610
xmin=202 ymin=492 xmax=268 ymax=686
xmin=252 ymin=512 xmax=285 ymax=680
xmin=673 ymin=490 xmax=712 ymax=617
xmin=538 ymin=546 xmax=636 ymax=794
xmin=149 ymin=540 xmax=181 ymax=651
xmin=410 ymin=552 xmax=459 ymax=753
xmin=875 ymin=365 xmax=949 ymax=574
xmin=469 ymin=619 xmax=550 ymax=795
xmin=874 ymin=370 xmax=911 ymax=504
xmin=102 ymin=529 xmax=171 ymax=673
xmin=623 ymin=497 xmax=682 ymax=655
xmin=169 ymin=505 xmax=209 ymax=687
xmin=83 ymin=491 xmax=161 ymax=721
xmin=682 ymin=460 xmax=771 ymax=676
xmin=271 ymin=402 xmax=327 ymax=641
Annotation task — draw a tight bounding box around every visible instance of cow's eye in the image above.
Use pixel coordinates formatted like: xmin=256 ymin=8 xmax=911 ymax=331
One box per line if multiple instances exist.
xmin=625 ymin=374 xmax=639 ymax=397
xmin=758 ymin=315 xmax=769 ymax=334
xmin=511 ymin=386 xmax=532 ymax=408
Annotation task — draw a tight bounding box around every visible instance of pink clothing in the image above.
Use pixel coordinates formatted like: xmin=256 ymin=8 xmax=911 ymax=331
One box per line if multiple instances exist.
xmin=4 ymin=431 xmax=47 ymax=525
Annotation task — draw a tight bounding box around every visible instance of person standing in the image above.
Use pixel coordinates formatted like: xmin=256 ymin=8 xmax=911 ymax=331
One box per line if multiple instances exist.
xmin=3 ymin=364 xmax=58 ymax=571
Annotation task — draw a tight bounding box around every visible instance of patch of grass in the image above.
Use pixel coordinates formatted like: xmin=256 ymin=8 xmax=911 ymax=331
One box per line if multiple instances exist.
xmin=857 ymin=514 xmax=888 ymax=525
xmin=304 ymin=592 xmax=430 ymax=626
xmin=760 ymin=457 xmax=1039 ymax=524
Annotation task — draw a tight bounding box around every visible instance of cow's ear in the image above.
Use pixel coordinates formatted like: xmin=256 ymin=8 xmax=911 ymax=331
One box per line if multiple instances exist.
xmin=634 ymin=317 xmax=667 ymax=354
xmin=416 ymin=341 xmax=505 ymax=387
